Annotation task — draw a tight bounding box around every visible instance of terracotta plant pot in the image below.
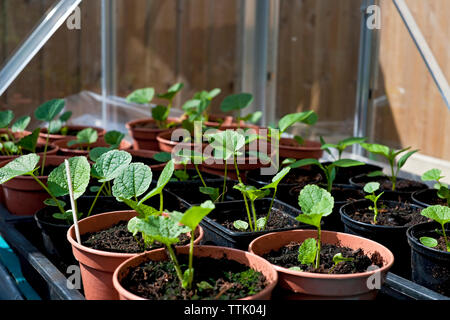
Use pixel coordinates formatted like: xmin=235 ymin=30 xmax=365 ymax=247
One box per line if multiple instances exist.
xmin=126 ymin=118 xmax=181 ymax=151
xmin=203 ymin=115 xmax=234 ymax=127
xmin=249 ymin=230 xmax=394 ymax=300
xmin=38 ymin=125 xmax=106 ymax=144
xmin=113 ymin=245 xmax=278 ymax=300
xmin=53 ymin=137 xmax=132 ymax=157
xmin=279 ymin=138 xmax=323 ymax=160
xmin=156 ymin=130 xmax=209 ymax=154
xmin=0 ymin=155 xmax=68 ymax=216
xmin=67 ymin=210 xmax=204 ymax=300
xmin=0 ymin=142 xmax=58 ymax=205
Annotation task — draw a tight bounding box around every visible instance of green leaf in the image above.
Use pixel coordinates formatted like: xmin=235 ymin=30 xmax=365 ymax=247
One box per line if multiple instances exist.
xmin=367 ymin=170 xmax=385 ymax=177
xmin=179 ymin=201 xmax=215 ymax=230
xmin=421 ymin=169 xmax=443 ymax=182
xmin=35 ymin=99 xmax=65 ymax=122
xmin=48 ymin=119 xmax=62 ymax=134
xmin=0 ymin=154 xmax=39 ymax=183
xmin=332 ymin=253 xmax=354 ymax=264
xmin=0 ymin=110 xmax=14 ymax=129
xmin=278 ymin=111 xmax=318 ymax=133
xmin=197 ymin=281 xmax=214 ymax=291
xmin=397 ymin=149 xmax=418 ymax=170
xmin=59 ymin=111 xmax=72 ymax=122
xmin=199 ymin=187 xmax=220 ymax=201
xmin=363 ymin=182 xmax=380 ymax=194
xmin=233 ymin=220 xmax=249 ymax=231
xmin=152 ymin=105 xmax=170 ymax=122
xmin=158 ymin=83 xmax=184 ymax=100
xmin=262 ymin=167 xmax=291 ymax=190
xmin=89 ymin=147 xmax=112 ymax=162
xmin=17 ymin=128 xmax=40 ymax=153
xmin=182 ymin=268 xmax=194 ymax=289
xmin=92 ymin=150 xmax=132 ymax=182
xmin=256 ymin=217 xmax=267 ymax=230
xmin=297 ymin=184 xmax=334 ymax=217
xmin=295 ymin=213 xmax=323 ymax=229
xmin=289 ymin=267 xmax=303 ymax=272
xmin=3 ymin=142 xmax=18 ymax=154
xmin=419 ymin=236 xmax=438 ymax=248
xmin=126 ymin=88 xmax=155 ymax=104
xmin=112 ymin=163 xmax=152 ymax=200
xmin=128 ymin=215 xmax=191 ymax=246
xmin=47 ymin=156 xmax=91 ymax=199
xmin=207 ymin=130 xmax=246 ymax=160
xmin=174 ymin=170 xmax=190 ymax=181
xmin=104 ymin=130 xmax=125 ymax=147
xmin=297 ymin=238 xmax=317 ymax=265
xmin=239 ymin=111 xmax=262 ymax=124
xmin=122 ymin=199 xmax=159 ymax=219
xmin=338 ymin=137 xmax=367 ymax=149
xmin=11 ymin=116 xmax=31 ymax=132
xmin=420 ymin=205 xmax=450 ymax=226
xmin=361 ymin=143 xmax=390 ymax=158
xmin=289 ymin=158 xmax=321 ymax=169
xmin=333 ymin=159 xmax=365 ymax=168
xmin=68 ymin=128 xmax=98 ymax=146
xmin=140 ymin=160 xmax=174 ymax=202
xmin=220 ymin=93 xmax=253 ymax=112
xmin=153 ymin=152 xmax=172 ymax=163
xmin=44 ymin=198 xmax=66 ymax=207
xmin=293 ymin=135 xmax=304 ymax=146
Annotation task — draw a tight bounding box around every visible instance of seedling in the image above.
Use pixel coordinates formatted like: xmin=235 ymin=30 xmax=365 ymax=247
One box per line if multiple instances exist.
xmin=127 ymin=200 xmax=215 ymax=290
xmin=328 ymin=253 xmax=355 ymax=274
xmin=34 ymin=99 xmax=67 ymax=175
xmin=220 ymin=93 xmax=262 ymax=127
xmin=88 ymin=130 xmax=126 ymax=161
xmin=361 ymin=143 xmax=418 ymax=191
xmin=320 ymin=136 xmax=367 ymax=160
xmin=232 ymin=167 xmax=291 ymax=232
xmin=289 ymin=158 xmax=365 ymax=192
xmin=127 ymin=84 xmax=184 ymax=129
xmin=363 ymin=182 xmax=384 ymax=224
xmin=182 ymin=88 xmax=221 ymax=124
xmin=421 ymin=169 xmax=449 ymax=206
xmin=275 ymin=111 xmax=318 ymax=146
xmin=67 ymin=128 xmax=98 ymax=151
xmin=295 ymin=184 xmax=334 ymax=269
xmin=0 ymin=154 xmax=90 ymax=224
xmin=419 ymin=205 xmax=450 ymax=252
xmin=0 ymin=109 xmax=35 ymax=156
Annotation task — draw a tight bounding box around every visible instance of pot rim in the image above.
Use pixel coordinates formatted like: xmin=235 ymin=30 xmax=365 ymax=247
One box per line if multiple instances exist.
xmin=39 ymin=125 xmax=106 ymax=138
xmin=67 ymin=210 xmax=204 ymax=259
xmin=126 ymin=118 xmax=181 ymax=132
xmin=349 ymin=173 xmax=429 ymax=193
xmin=112 ymin=245 xmax=278 ymax=300
xmin=340 ymin=199 xmax=425 ymax=230
xmin=278 ymin=138 xmax=323 ymax=152
xmin=249 ymin=229 xmax=394 ymax=279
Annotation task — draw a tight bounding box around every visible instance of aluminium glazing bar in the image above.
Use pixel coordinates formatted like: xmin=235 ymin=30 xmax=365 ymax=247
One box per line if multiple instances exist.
xmin=393 ymin=0 xmax=450 ymax=110
xmin=0 ymin=0 xmax=82 ymax=96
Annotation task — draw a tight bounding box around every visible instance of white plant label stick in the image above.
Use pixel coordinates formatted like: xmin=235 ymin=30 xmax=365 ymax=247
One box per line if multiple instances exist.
xmin=65 ymin=159 xmax=81 ymax=244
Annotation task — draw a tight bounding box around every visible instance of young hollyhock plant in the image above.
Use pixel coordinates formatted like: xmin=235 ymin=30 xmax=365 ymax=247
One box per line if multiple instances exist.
xmin=295 ymin=184 xmax=334 ymax=269
xmin=419 ymin=205 xmax=450 ymax=252
xmin=127 ymin=200 xmax=215 ymax=290
xmin=421 ymin=169 xmax=450 ymax=206
xmin=363 ymin=182 xmax=385 ymax=224
xmin=320 ymin=136 xmax=367 ymax=161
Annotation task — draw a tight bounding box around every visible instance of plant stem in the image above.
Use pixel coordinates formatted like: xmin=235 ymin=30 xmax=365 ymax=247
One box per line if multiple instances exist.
xmin=442 ymin=224 xmax=450 ymax=252
xmin=233 ymin=153 xmax=243 ymax=184
xmin=233 ymin=153 xmax=253 ymax=231
xmin=373 ymin=196 xmax=378 ymax=224
xmin=315 ymin=227 xmax=322 ymax=269
xmin=251 ymin=199 xmax=258 ymax=231
xmin=188 ymin=230 xmax=195 ymax=289
xmin=390 ymin=160 xmax=396 ymax=191
xmin=30 ymin=173 xmax=65 ymax=215
xmin=221 ymin=159 xmax=228 ymax=202
xmin=166 ymin=244 xmax=184 ymax=285
xmin=194 ymin=164 xmax=207 ymax=188
xmin=87 ymin=182 xmax=105 ymax=217
xmin=263 ymin=188 xmax=277 ymax=230
xmin=40 ymin=132 xmax=50 ymax=176
xmin=160 ymin=192 xmax=163 ymax=213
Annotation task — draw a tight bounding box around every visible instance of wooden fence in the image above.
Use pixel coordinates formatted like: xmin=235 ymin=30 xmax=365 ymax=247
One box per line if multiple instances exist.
xmin=0 ymin=0 xmax=448 ymax=160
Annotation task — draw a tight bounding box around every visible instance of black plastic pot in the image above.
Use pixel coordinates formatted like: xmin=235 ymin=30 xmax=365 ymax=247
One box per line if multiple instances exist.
xmin=199 ymin=198 xmax=310 ymax=250
xmin=321 ymin=162 xmax=383 ymax=185
xmin=411 ymin=189 xmax=448 ymax=208
xmin=34 ymin=190 xmax=189 ymax=264
xmin=166 ymin=179 xmax=241 ymax=205
xmin=340 ymin=199 xmax=425 ymax=277
xmin=407 ymin=222 xmax=450 ymax=297
xmin=349 ymin=174 xmax=428 ymax=202
xmin=245 ymin=167 xmax=323 ymax=205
